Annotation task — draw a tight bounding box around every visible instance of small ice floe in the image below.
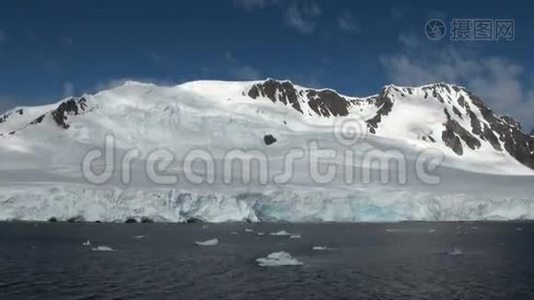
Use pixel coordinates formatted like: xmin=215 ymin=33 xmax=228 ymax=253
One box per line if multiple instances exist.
xmin=385 ymin=229 xmax=403 ymax=233
xmin=257 ymin=232 xmax=265 ymax=236
xmin=195 ymin=238 xmax=219 ymax=246
xmin=447 ymin=247 xmax=463 ymax=256
xmin=289 ymin=234 xmax=301 ymax=239
xmin=269 ymin=230 xmax=291 ymax=236
xmin=256 ymin=251 xmax=303 ymax=267
xmin=472 ymin=226 xmax=479 ymax=230
xmin=231 ymin=231 xmax=239 ymax=235
xmin=312 ymin=246 xmax=328 ymax=251
xmin=132 ymin=235 xmax=146 ymax=239
xmin=245 ymin=228 xmax=254 ymax=233
xmin=82 ymin=240 xmax=91 ymax=246
xmin=92 ymin=246 xmax=115 ymax=252
xmin=428 ymin=229 xmax=436 ymax=233
xmin=516 ymin=227 xmax=523 ymax=231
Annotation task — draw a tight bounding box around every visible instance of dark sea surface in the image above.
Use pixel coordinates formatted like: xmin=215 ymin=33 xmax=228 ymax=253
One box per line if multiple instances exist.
xmin=0 ymin=222 xmax=533 ymax=299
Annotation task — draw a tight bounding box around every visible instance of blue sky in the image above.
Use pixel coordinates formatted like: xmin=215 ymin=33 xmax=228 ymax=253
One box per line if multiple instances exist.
xmin=1 ymin=0 xmax=533 ymax=128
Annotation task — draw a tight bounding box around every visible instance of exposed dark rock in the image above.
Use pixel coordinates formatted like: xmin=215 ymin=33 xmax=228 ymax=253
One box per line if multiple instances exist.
xmin=141 ymin=217 xmax=154 ymax=223
xmin=500 ymin=115 xmax=522 ymax=130
xmin=51 ymin=97 xmax=87 ymax=129
xmin=248 ymin=79 xmax=302 ymax=113
xmin=467 ymin=110 xmax=501 ymax=151
xmin=264 ymin=134 xmax=277 ymax=145
xmin=247 ymin=79 xmax=352 ymax=117
xmin=467 ymin=92 xmax=534 ymax=169
xmin=457 ymin=96 xmax=468 ymax=109
xmin=67 ymin=216 xmax=84 ymax=223
xmin=48 ymin=217 xmax=58 ymax=222
xmin=186 ymin=217 xmax=203 ymax=223
xmin=0 ymin=109 xmax=22 ymax=123
xmin=366 ymin=89 xmax=394 ymax=134
xmin=30 ymin=114 xmax=46 ymax=125
xmin=306 ymin=90 xmax=351 ymax=117
xmin=482 ymin=124 xmax=502 ymax=151
xmin=441 ymin=109 xmax=481 ymax=155
xmin=452 ymin=106 xmax=463 ymax=119
xmin=442 ymin=126 xmax=463 ymax=155
xmin=125 ymin=218 xmax=137 ymax=223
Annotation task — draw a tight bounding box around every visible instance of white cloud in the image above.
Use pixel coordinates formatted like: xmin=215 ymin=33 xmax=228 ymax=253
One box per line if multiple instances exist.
xmin=284 ymin=4 xmax=316 ymax=34
xmin=63 ymin=82 xmax=74 ymax=97
xmin=337 ymin=11 xmax=360 ymax=33
xmin=301 ymin=0 xmax=321 ymax=16
xmin=234 ymin=0 xmax=339 ymax=35
xmin=224 ymin=52 xmax=263 ymax=80
xmin=380 ymin=34 xmax=534 ymax=129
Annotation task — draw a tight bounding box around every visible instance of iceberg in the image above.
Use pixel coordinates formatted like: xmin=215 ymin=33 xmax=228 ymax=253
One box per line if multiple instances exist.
xmin=446 ymin=246 xmax=463 ymax=256
xmin=195 ymin=238 xmax=219 ymax=246
xmin=92 ymin=245 xmax=114 ymax=252
xmin=269 ymin=230 xmax=292 ymax=236
xmin=256 ymin=251 xmax=303 ymax=267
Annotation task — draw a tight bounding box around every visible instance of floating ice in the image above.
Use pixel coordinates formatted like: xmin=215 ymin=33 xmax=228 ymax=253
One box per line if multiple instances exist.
xmin=82 ymin=240 xmax=91 ymax=246
xmin=257 ymin=232 xmax=265 ymax=236
xmin=256 ymin=251 xmax=303 ymax=267
xmin=269 ymin=230 xmax=291 ymax=236
xmin=245 ymin=228 xmax=254 ymax=233
xmin=447 ymin=247 xmax=463 ymax=256
xmin=289 ymin=234 xmax=301 ymax=239
xmin=312 ymin=246 xmax=327 ymax=251
xmin=132 ymin=235 xmax=146 ymax=239
xmin=92 ymin=245 xmax=114 ymax=252
xmin=195 ymin=238 xmax=219 ymax=246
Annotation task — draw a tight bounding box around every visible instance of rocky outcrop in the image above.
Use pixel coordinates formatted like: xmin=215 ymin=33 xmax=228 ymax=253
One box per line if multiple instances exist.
xmin=441 ymin=108 xmax=481 ymax=155
xmin=51 ymin=97 xmax=87 ymax=129
xmin=247 ymin=79 xmax=352 ymax=117
xmin=263 ymin=134 xmax=277 ymax=145
xmin=365 ymin=88 xmax=394 ymax=134
xmin=248 ymin=79 xmax=302 ymax=113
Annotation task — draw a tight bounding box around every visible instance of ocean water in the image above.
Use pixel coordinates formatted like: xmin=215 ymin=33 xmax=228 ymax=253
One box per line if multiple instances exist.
xmin=0 ymin=222 xmax=533 ymax=299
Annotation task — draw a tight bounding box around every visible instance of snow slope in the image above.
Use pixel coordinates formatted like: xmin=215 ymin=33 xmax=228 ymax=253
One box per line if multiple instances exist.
xmin=0 ymin=79 xmax=533 ymax=222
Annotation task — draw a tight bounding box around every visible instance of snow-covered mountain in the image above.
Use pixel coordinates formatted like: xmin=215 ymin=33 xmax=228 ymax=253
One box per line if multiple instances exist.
xmin=1 ymin=79 xmax=533 ymax=222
